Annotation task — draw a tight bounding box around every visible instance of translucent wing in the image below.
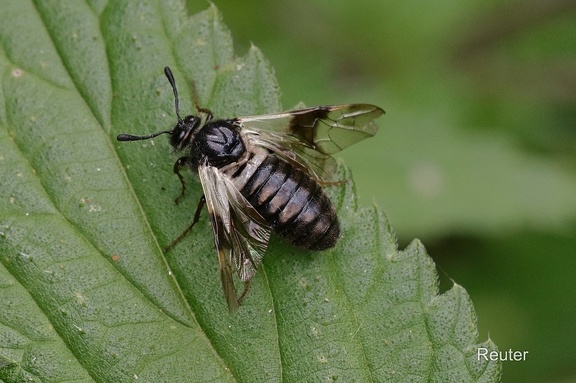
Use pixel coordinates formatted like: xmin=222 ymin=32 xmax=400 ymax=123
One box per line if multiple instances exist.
xmin=239 ymin=104 xmax=383 ymax=180
xmin=198 ymin=162 xmax=272 ymax=311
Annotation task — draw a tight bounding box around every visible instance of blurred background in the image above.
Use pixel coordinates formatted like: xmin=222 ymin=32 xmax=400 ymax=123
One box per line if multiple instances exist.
xmin=188 ymin=1 xmax=576 ymax=381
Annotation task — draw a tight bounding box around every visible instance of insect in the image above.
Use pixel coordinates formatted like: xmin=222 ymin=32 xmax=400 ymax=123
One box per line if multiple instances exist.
xmin=117 ymin=67 xmax=384 ymax=311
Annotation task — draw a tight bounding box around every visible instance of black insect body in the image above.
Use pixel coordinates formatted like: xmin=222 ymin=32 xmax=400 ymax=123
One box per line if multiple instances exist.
xmin=178 ymin=118 xmax=246 ymax=169
xmin=117 ymin=67 xmax=384 ymax=311
xmin=235 ymin=152 xmax=339 ymax=251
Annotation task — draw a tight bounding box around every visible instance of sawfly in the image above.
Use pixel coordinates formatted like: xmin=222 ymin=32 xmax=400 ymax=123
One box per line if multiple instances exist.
xmin=117 ymin=67 xmax=384 ymax=311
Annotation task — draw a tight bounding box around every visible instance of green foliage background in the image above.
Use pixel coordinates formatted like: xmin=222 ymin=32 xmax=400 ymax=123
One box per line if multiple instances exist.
xmin=185 ymin=1 xmax=576 ymax=382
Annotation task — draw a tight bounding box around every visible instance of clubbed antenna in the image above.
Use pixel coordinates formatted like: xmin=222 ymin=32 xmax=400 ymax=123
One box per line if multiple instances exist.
xmin=164 ymin=66 xmax=182 ymax=122
xmin=116 ymin=67 xmax=188 ymax=142
xmin=117 ymin=130 xmax=173 ymax=142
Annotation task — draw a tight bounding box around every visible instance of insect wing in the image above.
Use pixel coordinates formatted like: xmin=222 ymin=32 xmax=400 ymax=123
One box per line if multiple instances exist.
xmin=245 ymin=130 xmax=336 ymax=181
xmin=198 ymin=163 xmax=272 ymax=311
xmin=240 ymin=104 xmax=383 ymax=154
xmin=240 ymin=104 xmax=383 ymax=180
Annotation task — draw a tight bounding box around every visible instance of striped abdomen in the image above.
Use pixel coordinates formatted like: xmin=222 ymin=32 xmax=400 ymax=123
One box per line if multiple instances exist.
xmin=229 ymin=151 xmax=340 ymax=250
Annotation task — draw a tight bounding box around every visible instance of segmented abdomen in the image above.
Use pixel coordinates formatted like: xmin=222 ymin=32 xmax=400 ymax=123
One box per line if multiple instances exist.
xmin=231 ymin=152 xmax=339 ymax=250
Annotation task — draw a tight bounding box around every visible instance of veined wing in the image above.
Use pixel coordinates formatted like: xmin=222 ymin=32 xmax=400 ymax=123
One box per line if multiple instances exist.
xmin=198 ymin=162 xmax=272 ymax=311
xmin=239 ymin=104 xmax=383 ymax=180
xmin=239 ymin=104 xmax=383 ymax=154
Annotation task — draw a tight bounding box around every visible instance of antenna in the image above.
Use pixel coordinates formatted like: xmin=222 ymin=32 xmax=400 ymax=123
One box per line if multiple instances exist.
xmin=116 ymin=67 xmax=192 ymax=142
xmin=117 ymin=130 xmax=173 ymax=142
xmin=164 ymin=66 xmax=182 ymax=122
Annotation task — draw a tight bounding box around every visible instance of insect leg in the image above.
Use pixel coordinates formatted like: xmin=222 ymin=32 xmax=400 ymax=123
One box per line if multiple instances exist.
xmin=173 ymin=157 xmax=192 ymax=204
xmin=188 ymin=79 xmax=214 ymax=121
xmin=163 ymin=195 xmax=206 ymax=252
xmin=316 ymin=179 xmax=347 ymax=187
xmin=237 ymin=280 xmax=252 ymax=305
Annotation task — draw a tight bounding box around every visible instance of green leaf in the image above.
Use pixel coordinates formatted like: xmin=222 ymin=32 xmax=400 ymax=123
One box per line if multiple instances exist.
xmin=0 ymin=1 xmax=500 ymax=382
